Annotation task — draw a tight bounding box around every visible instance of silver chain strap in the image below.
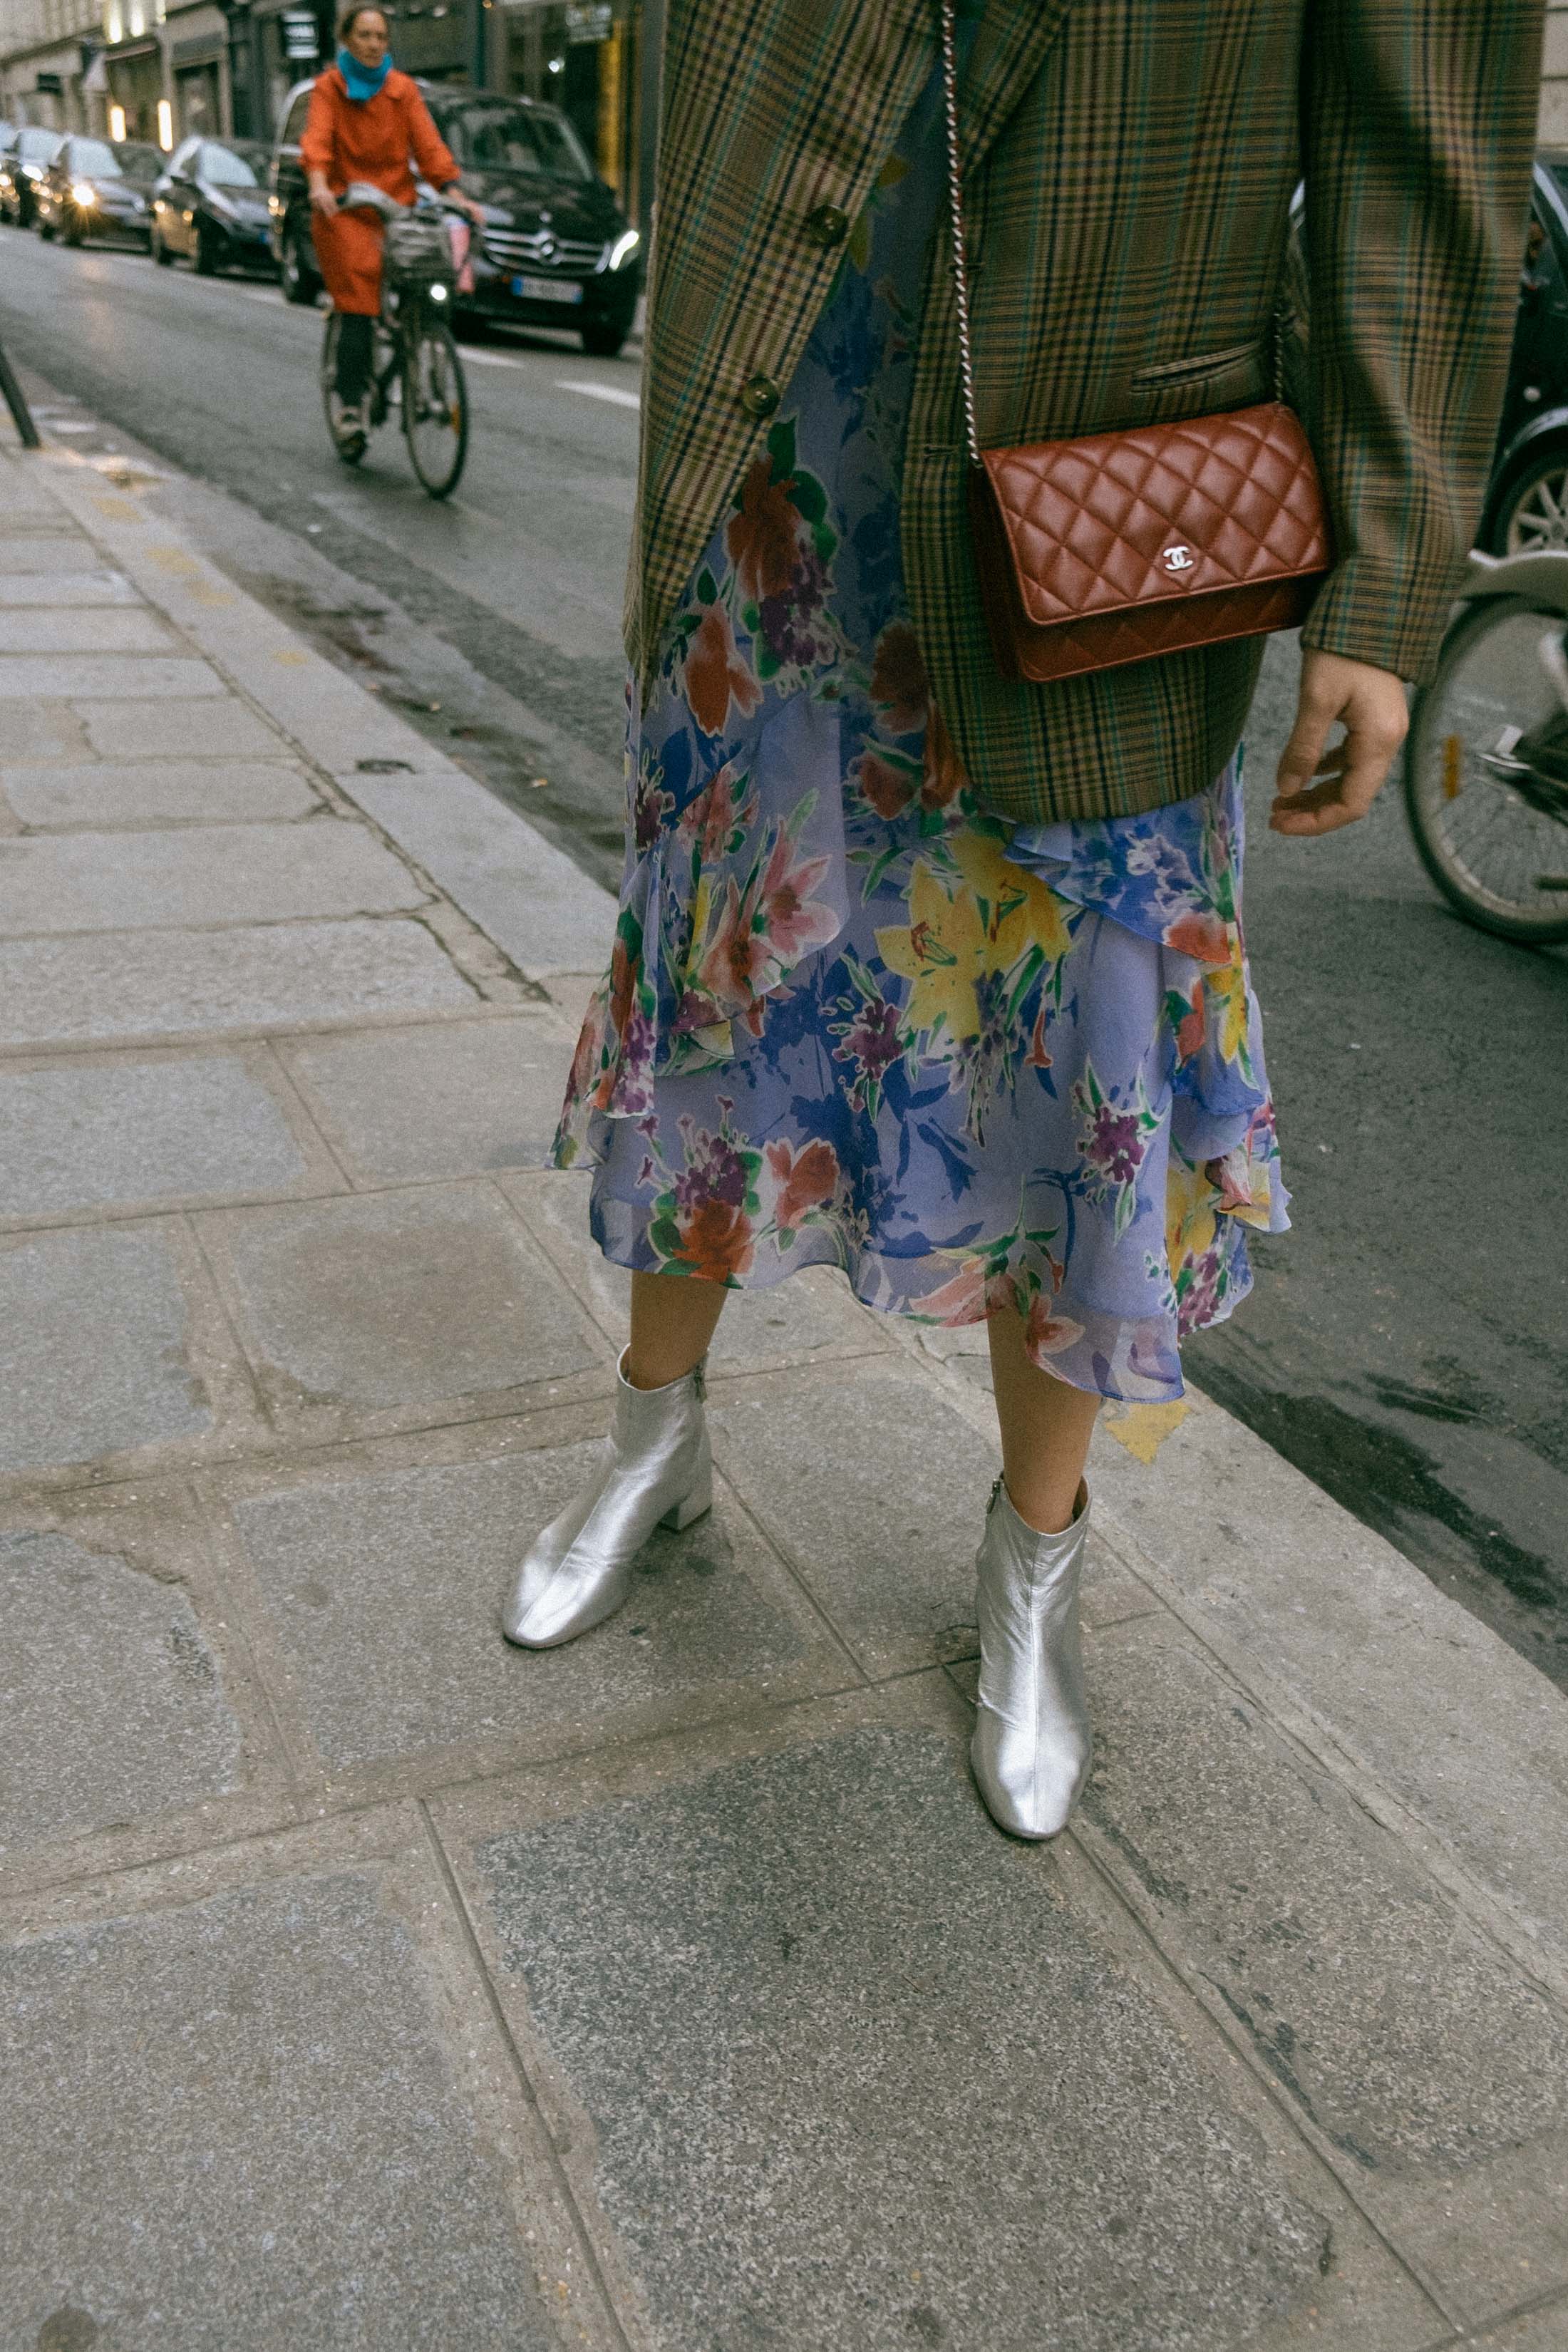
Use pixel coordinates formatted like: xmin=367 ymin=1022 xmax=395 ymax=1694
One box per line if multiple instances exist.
xmin=938 ymin=0 xmax=981 ymax=465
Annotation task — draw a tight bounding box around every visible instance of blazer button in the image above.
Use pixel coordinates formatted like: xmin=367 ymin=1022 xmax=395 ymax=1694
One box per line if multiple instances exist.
xmin=740 ymin=372 xmax=782 ymax=420
xmin=803 ymin=201 xmax=850 ymax=249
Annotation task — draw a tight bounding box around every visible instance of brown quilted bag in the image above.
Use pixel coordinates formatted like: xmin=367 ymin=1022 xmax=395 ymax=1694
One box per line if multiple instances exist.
xmin=939 ymin=1 xmax=1331 ymax=687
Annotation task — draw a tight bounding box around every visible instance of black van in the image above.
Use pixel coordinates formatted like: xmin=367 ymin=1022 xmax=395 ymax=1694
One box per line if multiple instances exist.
xmin=268 ymin=78 xmax=641 ymax=358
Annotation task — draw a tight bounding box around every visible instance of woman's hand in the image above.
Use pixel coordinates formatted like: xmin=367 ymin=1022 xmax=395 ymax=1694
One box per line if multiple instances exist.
xmin=309 ymin=175 xmax=339 ymax=220
xmin=445 ymin=187 xmax=486 ymax=225
xmin=1270 ymin=651 xmax=1410 ymax=837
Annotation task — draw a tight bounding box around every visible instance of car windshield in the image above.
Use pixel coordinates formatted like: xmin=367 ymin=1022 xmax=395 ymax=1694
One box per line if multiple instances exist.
xmin=1545 ymin=161 xmax=1568 ymax=219
xmin=115 ymin=141 xmax=162 ymax=177
xmin=18 ymin=128 xmax=62 ymax=161
xmin=437 ymin=100 xmax=592 ymax=182
xmin=68 ymin=138 xmax=123 ymax=177
xmin=200 ymin=142 xmax=264 ymax=186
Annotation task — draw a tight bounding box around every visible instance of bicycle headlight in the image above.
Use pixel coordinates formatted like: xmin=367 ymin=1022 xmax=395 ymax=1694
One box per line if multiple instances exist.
xmin=71 ymin=181 xmax=97 ymax=207
xmin=429 ymin=282 xmax=448 ymax=301
xmin=608 ymin=228 xmax=640 ymax=272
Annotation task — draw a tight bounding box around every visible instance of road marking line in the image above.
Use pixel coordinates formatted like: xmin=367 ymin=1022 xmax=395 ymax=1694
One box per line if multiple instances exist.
xmin=557 ymin=378 xmax=641 ymax=410
xmin=462 ymin=347 xmax=523 ymax=367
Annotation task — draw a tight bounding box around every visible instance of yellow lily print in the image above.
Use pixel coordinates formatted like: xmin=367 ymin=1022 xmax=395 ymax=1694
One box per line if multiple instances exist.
xmin=875 ymin=860 xmax=985 ymax=1043
xmin=946 ymin=828 xmax=1075 ymax=968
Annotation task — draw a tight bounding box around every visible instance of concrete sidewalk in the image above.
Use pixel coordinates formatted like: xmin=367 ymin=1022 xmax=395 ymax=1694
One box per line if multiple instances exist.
xmin=2 ymin=416 xmax=1568 ymax=2352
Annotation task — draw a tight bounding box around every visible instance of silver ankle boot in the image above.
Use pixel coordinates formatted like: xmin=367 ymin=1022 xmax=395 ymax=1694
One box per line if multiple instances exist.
xmin=970 ymin=1476 xmax=1092 ymax=1840
xmin=502 ymin=1352 xmax=713 ymax=1649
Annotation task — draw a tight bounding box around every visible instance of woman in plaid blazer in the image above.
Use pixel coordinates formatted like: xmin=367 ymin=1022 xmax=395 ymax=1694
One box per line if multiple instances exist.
xmin=506 ymin=0 xmax=1541 ymax=1840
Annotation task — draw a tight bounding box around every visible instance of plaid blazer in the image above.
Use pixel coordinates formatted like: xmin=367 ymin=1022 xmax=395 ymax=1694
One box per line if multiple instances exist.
xmin=629 ymin=0 xmax=1544 ymax=823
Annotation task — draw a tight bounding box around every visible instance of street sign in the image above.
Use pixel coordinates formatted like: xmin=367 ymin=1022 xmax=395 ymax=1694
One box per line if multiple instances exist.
xmin=282 ymin=8 xmax=319 ymax=60
xmin=564 ymin=2 xmax=613 ymax=41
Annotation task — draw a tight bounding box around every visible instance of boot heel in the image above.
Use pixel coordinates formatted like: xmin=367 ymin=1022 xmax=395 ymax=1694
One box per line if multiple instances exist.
xmin=660 ymin=1468 xmax=712 ymax=1531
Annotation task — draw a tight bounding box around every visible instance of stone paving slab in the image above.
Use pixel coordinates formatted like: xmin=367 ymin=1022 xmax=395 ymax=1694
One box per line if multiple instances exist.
xmin=0 ymin=1837 xmax=596 ymax=2352
xmin=0 ymin=607 xmax=175 ymax=654
xmin=281 ymin=1013 xmax=576 ymax=1182
xmin=0 ymin=1522 xmax=242 ymax=1856
xmin=707 ymin=1359 xmax=1001 ymax=1673
xmin=0 ymin=1224 xmax=215 ymax=1477
xmin=0 ymin=655 xmax=225 ymax=698
xmin=0 ymin=1049 xmax=336 ymax=1223
xmin=1068 ymin=1614 xmax=1568 ymax=2307
xmin=0 ymin=568 xmax=140 ymax=606
xmin=1088 ymin=1388 xmax=1568 ymax=1976
xmin=0 ymin=698 xmax=94 ymax=763
xmin=217 ymin=1430 xmax=850 ymax=1793
xmin=446 ymin=1703 xmax=1413 ymax=2352
xmin=0 ymin=535 xmax=107 ymax=574
xmin=343 ymin=768 xmax=617 ymax=981
xmin=197 ymin=1182 xmax=608 ymax=1437
xmin=77 ymin=697 xmax=284 ymax=759
xmin=0 ymin=820 xmax=427 ymax=934
xmin=0 ymin=919 xmax=479 ymax=1048
xmin=505 ymin=1169 xmax=904 ymax=1378
xmin=1470 ymin=2298 xmax=1568 ymax=2349
xmin=1 ymin=759 xmax=321 ymax=828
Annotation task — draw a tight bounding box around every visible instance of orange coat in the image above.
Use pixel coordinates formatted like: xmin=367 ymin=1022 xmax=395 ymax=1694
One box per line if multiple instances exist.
xmin=301 ymin=66 xmax=458 ymax=316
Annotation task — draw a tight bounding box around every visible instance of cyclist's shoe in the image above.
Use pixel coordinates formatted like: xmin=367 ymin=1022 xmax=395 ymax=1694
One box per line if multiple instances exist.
xmin=334 ymin=403 xmax=366 ymax=448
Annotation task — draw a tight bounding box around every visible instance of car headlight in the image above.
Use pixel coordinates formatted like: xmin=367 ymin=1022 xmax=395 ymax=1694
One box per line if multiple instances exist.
xmin=607 ymin=228 xmax=640 ymax=272
xmin=71 ymin=182 xmax=97 ymax=206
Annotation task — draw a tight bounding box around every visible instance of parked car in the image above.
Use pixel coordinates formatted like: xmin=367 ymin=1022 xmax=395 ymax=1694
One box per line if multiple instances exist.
xmin=269 ymin=79 xmax=641 ymax=356
xmin=0 ymin=126 xmax=64 ymax=226
xmin=151 ymin=137 xmax=274 ymax=274
xmin=34 ymin=135 xmax=158 ymax=248
xmin=1287 ymin=155 xmax=1568 ymax=557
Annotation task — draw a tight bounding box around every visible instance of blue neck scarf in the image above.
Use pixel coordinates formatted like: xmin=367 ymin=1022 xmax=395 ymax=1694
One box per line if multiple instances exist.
xmin=337 ymin=46 xmax=392 ymax=102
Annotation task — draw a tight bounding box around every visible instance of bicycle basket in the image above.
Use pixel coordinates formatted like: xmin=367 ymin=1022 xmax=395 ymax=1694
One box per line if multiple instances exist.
xmin=383 ymin=212 xmax=453 ymax=295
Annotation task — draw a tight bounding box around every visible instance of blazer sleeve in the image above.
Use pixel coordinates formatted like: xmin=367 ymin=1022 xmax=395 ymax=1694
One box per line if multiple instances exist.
xmin=1297 ymin=0 xmax=1544 ymax=684
xmin=299 ymin=76 xmax=339 ymax=182
xmin=406 ymin=88 xmax=460 ymax=189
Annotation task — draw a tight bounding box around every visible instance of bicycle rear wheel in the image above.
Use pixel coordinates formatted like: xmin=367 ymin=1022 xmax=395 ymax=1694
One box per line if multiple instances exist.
xmin=403 ymin=313 xmax=468 ymax=498
xmin=320 ymin=313 xmax=366 ymax=466
xmin=1405 ymin=595 xmax=1568 ymax=944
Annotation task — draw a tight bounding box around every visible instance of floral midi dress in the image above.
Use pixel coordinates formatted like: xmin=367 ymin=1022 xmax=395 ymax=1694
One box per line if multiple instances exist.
xmin=555 ymin=53 xmax=1291 ymax=1404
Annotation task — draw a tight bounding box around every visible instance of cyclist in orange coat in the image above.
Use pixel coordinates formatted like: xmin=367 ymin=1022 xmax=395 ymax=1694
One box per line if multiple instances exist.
xmin=301 ymin=4 xmax=482 ymax=438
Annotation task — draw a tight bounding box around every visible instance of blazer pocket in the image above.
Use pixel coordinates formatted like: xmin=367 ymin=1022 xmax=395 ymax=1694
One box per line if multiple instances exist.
xmin=1131 ymin=338 xmax=1267 ymax=389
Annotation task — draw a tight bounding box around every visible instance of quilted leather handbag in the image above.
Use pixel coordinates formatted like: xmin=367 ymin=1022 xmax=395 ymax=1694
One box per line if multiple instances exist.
xmin=938 ymin=0 xmax=1332 ymax=686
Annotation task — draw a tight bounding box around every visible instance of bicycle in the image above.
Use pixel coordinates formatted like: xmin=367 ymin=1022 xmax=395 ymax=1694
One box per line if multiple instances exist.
xmin=1405 ymin=547 xmax=1568 ymax=944
xmin=320 ymin=182 xmax=469 ymax=500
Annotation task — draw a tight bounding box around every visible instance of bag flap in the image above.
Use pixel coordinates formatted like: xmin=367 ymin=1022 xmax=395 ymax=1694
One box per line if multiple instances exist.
xmin=978 ymin=402 xmax=1331 ymax=628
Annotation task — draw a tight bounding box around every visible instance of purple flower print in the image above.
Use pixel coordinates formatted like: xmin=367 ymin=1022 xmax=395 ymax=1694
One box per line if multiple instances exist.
xmin=1082 ymin=1100 xmax=1145 ymax=1189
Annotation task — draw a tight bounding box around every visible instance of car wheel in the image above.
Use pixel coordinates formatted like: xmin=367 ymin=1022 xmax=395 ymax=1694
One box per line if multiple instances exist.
xmin=62 ymin=219 xmax=84 ymax=248
xmin=281 ymin=220 xmax=318 ymax=306
xmin=1495 ymin=445 xmax=1568 ymax=555
xmin=580 ymin=318 xmax=628 ymax=359
xmin=36 ymin=212 xmax=54 ymax=241
xmin=195 ymin=220 xmax=220 ymax=276
xmin=151 ymin=224 xmax=174 ymax=266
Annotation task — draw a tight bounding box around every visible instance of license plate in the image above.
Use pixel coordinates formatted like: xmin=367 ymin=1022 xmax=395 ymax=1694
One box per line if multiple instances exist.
xmin=512 ymin=273 xmax=582 ymax=305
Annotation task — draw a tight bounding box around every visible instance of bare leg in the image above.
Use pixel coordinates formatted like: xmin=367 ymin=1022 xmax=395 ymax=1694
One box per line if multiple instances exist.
xmin=624 ymin=1268 xmax=728 ymax=1391
xmin=986 ymin=1305 xmax=1102 ymax=1535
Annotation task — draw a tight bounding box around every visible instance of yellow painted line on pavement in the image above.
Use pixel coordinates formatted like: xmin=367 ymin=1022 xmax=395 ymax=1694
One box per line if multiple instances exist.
xmin=1103 ymin=1399 xmax=1191 ymax=1465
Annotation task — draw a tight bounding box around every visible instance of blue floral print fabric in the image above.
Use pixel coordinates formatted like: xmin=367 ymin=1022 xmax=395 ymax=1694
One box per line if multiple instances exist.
xmin=555 ymin=59 xmax=1290 ymax=1402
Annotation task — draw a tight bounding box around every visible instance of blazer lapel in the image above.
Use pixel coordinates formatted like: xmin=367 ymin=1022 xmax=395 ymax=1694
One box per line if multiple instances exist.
xmin=959 ymin=0 xmax=1076 ymax=175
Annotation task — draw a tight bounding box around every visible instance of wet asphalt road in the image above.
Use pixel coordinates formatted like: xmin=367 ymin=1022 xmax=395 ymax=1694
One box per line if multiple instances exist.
xmin=4 ymin=223 xmax=1567 ymax=1687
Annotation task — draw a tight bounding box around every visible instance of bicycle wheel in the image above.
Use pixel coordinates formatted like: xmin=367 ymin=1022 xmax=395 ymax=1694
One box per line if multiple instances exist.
xmin=403 ymin=313 xmax=468 ymax=498
xmin=319 ymin=314 xmax=367 ymax=467
xmin=1405 ymin=595 xmax=1568 ymax=944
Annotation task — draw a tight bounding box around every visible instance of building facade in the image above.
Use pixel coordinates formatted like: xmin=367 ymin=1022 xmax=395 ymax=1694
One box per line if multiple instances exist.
xmin=0 ymin=0 xmax=111 ymax=134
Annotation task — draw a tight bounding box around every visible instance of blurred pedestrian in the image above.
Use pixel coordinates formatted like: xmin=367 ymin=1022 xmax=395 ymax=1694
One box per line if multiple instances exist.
xmin=301 ymin=5 xmax=481 ymax=440
xmin=510 ymin=0 xmax=1541 ymax=1840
